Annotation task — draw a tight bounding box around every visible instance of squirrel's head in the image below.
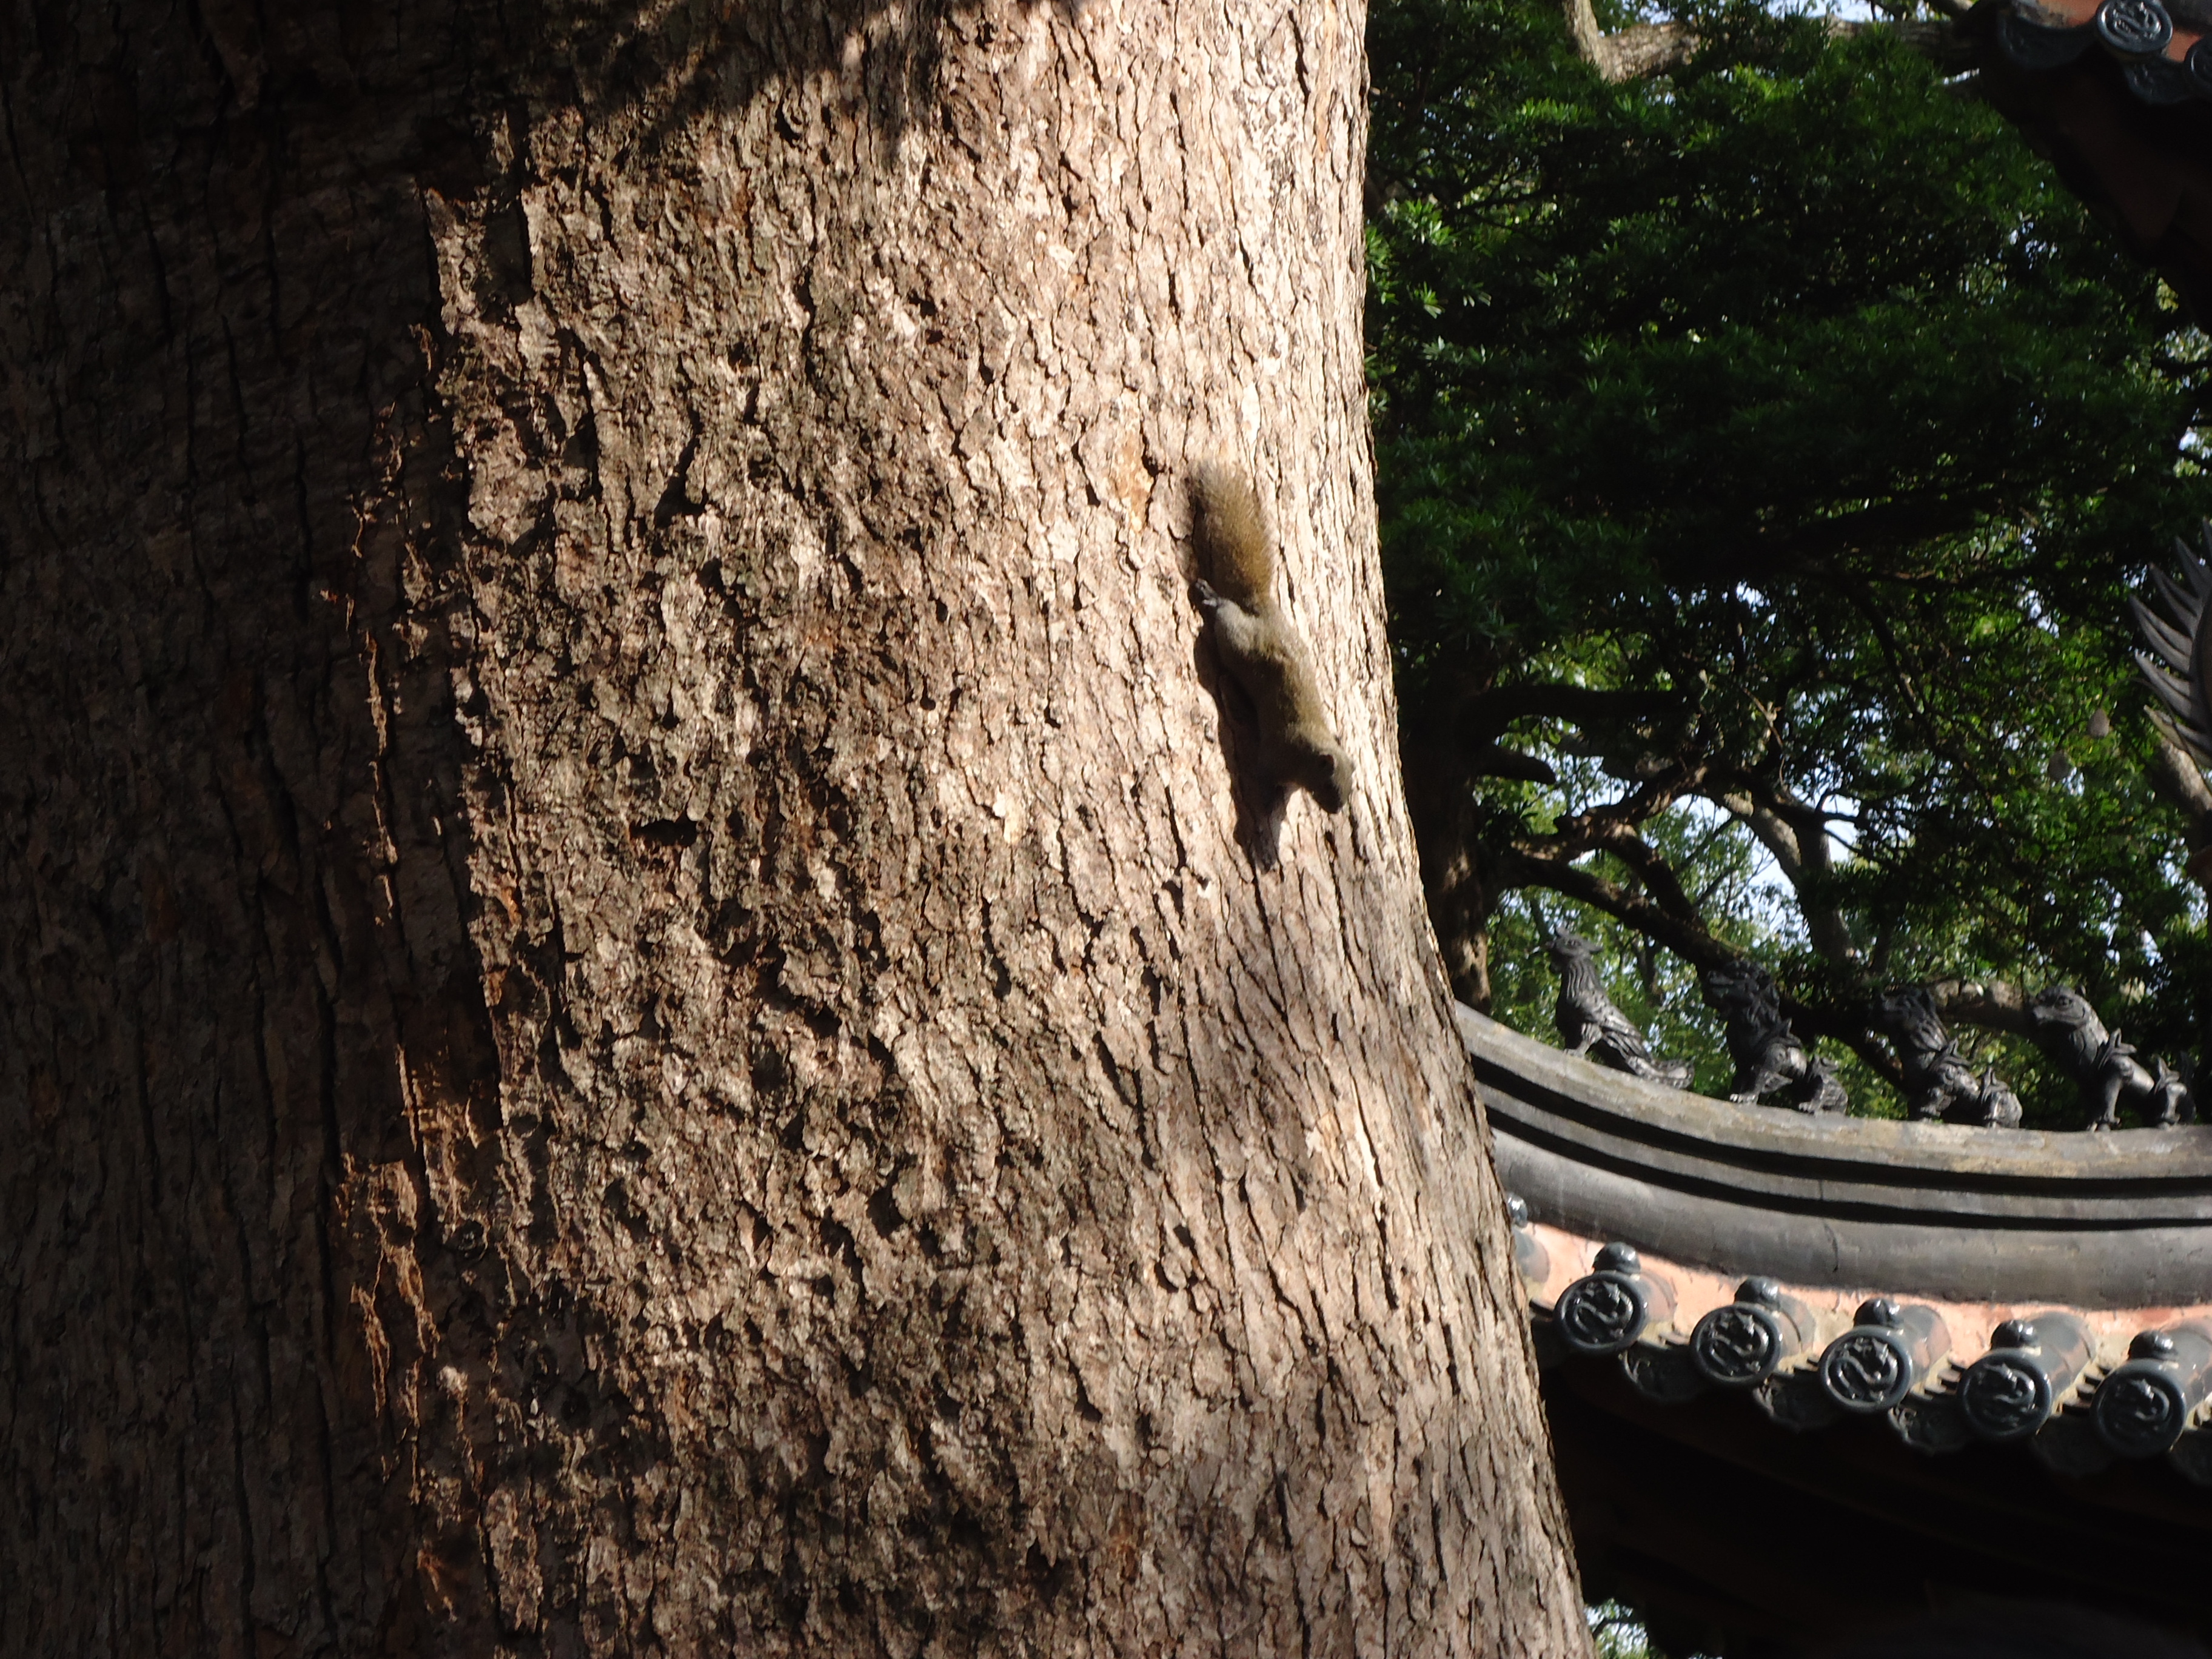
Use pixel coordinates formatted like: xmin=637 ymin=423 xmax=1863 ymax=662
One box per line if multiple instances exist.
xmin=1307 ymin=748 xmax=1351 ymax=813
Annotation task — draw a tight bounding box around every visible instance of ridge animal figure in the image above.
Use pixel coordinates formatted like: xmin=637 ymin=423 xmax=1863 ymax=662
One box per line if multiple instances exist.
xmin=1971 ymin=1066 xmax=2025 ymax=1134
xmin=1795 ymin=1054 xmax=1851 ymax=1116
xmin=1700 ymin=959 xmax=1847 ymax=1113
xmin=1875 ymin=987 xmax=2021 ymax=1128
xmin=1546 ymin=930 xmax=1692 ymax=1088
xmin=2025 ymin=985 xmax=2194 ymax=1130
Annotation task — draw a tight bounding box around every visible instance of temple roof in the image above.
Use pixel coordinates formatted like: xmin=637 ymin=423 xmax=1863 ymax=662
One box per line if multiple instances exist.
xmin=1465 ymin=1007 xmax=2212 ymax=1650
xmin=1976 ymin=0 xmax=2212 ymax=323
xmin=1468 ymin=1006 xmax=2212 ymax=1306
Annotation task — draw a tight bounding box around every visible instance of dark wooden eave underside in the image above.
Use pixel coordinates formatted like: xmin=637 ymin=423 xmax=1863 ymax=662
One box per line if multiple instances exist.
xmin=1974 ymin=1 xmax=2212 ymax=326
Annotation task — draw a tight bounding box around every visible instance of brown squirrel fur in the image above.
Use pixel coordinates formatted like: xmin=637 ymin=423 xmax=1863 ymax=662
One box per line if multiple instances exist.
xmin=1188 ymin=463 xmax=1353 ymax=813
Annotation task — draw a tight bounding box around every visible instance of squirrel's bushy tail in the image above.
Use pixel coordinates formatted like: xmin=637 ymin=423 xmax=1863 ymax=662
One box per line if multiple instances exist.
xmin=1188 ymin=462 xmax=1275 ymax=608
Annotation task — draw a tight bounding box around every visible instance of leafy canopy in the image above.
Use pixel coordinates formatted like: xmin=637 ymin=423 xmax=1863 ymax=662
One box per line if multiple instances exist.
xmin=1369 ymin=0 xmax=2212 ymax=1124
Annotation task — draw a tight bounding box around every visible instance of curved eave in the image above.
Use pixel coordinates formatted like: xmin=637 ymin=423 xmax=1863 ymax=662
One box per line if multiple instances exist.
xmin=1463 ymin=1004 xmax=2212 ymax=1305
xmin=1972 ymin=0 xmax=2212 ymax=326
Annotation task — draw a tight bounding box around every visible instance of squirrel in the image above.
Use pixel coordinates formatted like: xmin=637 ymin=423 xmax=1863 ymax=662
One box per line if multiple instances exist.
xmin=1187 ymin=463 xmax=1353 ymax=813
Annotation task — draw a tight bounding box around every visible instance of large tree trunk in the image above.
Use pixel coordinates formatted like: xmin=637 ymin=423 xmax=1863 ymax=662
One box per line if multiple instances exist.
xmin=0 ymin=1 xmax=1586 ymax=1652
xmin=1401 ymin=717 xmax=1501 ymax=1011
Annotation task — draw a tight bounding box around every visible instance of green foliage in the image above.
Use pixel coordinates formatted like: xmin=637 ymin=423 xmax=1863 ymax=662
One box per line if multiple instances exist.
xmin=1586 ymin=1598 xmax=1715 ymax=1659
xmin=1588 ymin=1601 xmax=1661 ymax=1659
xmin=1486 ymin=784 xmax=1783 ymax=1099
xmin=1369 ymin=0 xmax=2212 ymax=1121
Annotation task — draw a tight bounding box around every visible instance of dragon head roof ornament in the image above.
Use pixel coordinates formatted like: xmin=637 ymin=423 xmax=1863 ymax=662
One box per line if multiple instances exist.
xmin=2131 ymin=526 xmax=2212 ymax=891
xmin=2128 ymin=524 xmax=2212 ymax=766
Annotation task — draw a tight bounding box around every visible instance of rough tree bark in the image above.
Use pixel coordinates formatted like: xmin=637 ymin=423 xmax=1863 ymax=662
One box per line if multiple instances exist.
xmin=0 ymin=0 xmax=1586 ymax=1653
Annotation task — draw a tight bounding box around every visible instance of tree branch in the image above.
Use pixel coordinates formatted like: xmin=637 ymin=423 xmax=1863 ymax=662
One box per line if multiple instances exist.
xmin=1513 ymin=759 xmax=1709 ymax=882
xmin=1565 ymin=0 xmax=1970 ymax=84
xmin=1501 ymin=846 xmax=1905 ymax=1085
xmin=1564 ymin=0 xmax=1700 ymax=81
xmin=2147 ymin=725 xmax=2212 ymax=896
xmin=1455 ymin=680 xmax=1685 ymax=783
xmin=1504 ymin=846 xmax=1732 ymax=969
xmin=1701 ymin=761 xmax=1858 ymax=965
xmin=1924 ymin=976 xmax=2033 ymax=1036
xmin=1466 ymin=683 xmax=1681 ymax=725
